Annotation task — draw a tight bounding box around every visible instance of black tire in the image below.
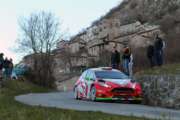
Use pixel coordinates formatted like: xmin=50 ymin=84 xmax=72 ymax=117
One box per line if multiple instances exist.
xmin=90 ymin=86 xmax=96 ymax=101
xmin=74 ymin=87 xmax=79 ymax=100
xmin=132 ymin=100 xmax=142 ymax=104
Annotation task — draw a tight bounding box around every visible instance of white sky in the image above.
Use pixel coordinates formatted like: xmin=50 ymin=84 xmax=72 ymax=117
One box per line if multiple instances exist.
xmin=0 ymin=0 xmax=122 ymax=63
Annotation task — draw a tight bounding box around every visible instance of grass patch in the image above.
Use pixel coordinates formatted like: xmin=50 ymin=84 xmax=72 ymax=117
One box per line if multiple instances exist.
xmin=136 ymin=64 xmax=180 ymax=75
xmin=0 ymin=80 xmax=153 ymax=120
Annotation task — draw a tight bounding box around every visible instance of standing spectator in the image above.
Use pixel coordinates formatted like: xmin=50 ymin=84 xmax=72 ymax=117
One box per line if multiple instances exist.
xmin=9 ymin=58 xmax=14 ymax=78
xmin=154 ymin=35 xmax=165 ymax=66
xmin=128 ymin=53 xmax=133 ymax=78
xmin=111 ymin=46 xmax=120 ymax=69
xmin=122 ymin=47 xmax=131 ymax=75
xmin=3 ymin=58 xmax=11 ymax=79
xmin=147 ymin=44 xmax=155 ymax=67
xmin=0 ymin=53 xmax=4 ymax=79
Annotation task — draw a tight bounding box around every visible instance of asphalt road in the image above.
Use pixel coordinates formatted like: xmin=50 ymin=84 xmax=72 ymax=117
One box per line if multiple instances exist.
xmin=15 ymin=91 xmax=180 ymax=120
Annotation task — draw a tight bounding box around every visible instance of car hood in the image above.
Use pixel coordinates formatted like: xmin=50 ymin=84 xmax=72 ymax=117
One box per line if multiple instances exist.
xmin=103 ymin=78 xmax=131 ymax=86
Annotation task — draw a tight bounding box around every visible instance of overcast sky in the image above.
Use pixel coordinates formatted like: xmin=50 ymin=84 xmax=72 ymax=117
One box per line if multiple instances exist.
xmin=0 ymin=0 xmax=122 ymax=63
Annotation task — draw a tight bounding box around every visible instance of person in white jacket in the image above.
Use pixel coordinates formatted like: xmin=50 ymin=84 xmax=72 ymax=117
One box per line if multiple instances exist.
xmin=128 ymin=54 xmax=133 ymax=78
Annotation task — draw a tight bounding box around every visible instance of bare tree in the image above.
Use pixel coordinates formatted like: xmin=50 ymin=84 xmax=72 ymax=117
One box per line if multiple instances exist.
xmin=18 ymin=11 xmax=61 ymax=87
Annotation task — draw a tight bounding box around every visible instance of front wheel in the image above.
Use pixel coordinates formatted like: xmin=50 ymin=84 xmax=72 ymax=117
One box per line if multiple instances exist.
xmin=90 ymin=86 xmax=96 ymax=101
xmin=132 ymin=100 xmax=142 ymax=104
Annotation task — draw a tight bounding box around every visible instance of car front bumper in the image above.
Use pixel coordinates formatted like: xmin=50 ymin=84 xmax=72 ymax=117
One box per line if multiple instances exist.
xmin=96 ymin=97 xmax=142 ymax=101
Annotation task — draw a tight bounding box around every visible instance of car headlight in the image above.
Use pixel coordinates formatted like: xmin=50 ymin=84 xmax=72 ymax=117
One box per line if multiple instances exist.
xmin=97 ymin=79 xmax=111 ymax=88
xmin=99 ymin=82 xmax=111 ymax=88
xmin=135 ymin=84 xmax=142 ymax=95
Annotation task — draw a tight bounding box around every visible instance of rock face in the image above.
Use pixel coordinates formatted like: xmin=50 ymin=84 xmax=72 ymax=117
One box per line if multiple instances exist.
xmin=136 ymin=75 xmax=180 ymax=109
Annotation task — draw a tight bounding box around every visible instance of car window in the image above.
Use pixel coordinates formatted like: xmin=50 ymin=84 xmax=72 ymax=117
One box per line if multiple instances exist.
xmin=95 ymin=71 xmax=129 ymax=79
xmin=81 ymin=70 xmax=88 ymax=80
xmin=86 ymin=70 xmax=95 ymax=81
xmin=88 ymin=71 xmax=93 ymax=81
xmin=90 ymin=71 xmax=96 ymax=81
xmin=84 ymin=70 xmax=90 ymax=81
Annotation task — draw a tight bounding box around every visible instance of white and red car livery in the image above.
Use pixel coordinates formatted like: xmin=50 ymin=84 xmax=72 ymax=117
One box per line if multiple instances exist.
xmin=74 ymin=67 xmax=142 ymax=102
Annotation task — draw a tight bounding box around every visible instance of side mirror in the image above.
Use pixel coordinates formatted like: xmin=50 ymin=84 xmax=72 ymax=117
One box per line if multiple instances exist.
xmin=90 ymin=78 xmax=95 ymax=81
xmin=85 ymin=77 xmax=89 ymax=80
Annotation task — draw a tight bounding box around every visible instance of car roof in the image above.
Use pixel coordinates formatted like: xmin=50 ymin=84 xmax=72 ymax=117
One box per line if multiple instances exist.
xmin=89 ymin=67 xmax=120 ymax=72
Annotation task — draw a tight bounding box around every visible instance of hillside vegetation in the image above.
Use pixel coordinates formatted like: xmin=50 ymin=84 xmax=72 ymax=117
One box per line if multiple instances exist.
xmin=136 ymin=64 xmax=180 ymax=75
xmin=100 ymin=0 xmax=179 ymax=25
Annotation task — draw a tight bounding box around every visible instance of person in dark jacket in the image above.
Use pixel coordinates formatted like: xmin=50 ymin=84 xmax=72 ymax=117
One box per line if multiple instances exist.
xmin=0 ymin=53 xmax=4 ymax=79
xmin=9 ymin=58 xmax=14 ymax=78
xmin=3 ymin=58 xmax=11 ymax=79
xmin=154 ymin=35 xmax=165 ymax=66
xmin=111 ymin=47 xmax=120 ymax=69
xmin=147 ymin=45 xmax=155 ymax=67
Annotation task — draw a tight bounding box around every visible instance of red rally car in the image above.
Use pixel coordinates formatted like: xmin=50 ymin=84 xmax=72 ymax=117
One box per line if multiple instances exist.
xmin=74 ymin=67 xmax=143 ymax=102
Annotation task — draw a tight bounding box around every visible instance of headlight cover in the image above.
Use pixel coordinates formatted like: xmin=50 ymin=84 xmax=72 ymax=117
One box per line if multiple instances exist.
xmin=99 ymin=82 xmax=111 ymax=88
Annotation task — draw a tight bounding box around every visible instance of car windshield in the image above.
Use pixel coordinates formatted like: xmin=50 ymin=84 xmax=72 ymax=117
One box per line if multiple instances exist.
xmin=95 ymin=71 xmax=129 ymax=79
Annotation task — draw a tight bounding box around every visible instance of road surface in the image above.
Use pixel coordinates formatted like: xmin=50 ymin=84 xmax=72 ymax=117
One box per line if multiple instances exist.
xmin=15 ymin=91 xmax=180 ymax=120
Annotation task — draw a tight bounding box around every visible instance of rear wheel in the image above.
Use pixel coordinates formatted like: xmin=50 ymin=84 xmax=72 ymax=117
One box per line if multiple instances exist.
xmin=90 ymin=86 xmax=96 ymax=101
xmin=74 ymin=87 xmax=80 ymax=100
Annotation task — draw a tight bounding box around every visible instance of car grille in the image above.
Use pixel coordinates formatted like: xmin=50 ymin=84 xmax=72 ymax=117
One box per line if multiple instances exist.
xmin=111 ymin=88 xmax=134 ymax=94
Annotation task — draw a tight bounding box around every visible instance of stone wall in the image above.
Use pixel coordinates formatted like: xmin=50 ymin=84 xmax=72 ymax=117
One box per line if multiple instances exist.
xmin=136 ymin=75 xmax=180 ymax=109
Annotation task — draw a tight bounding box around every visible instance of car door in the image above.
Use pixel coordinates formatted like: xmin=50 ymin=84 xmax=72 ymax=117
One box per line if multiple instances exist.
xmin=78 ymin=70 xmax=88 ymax=98
xmin=85 ymin=70 xmax=96 ymax=99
